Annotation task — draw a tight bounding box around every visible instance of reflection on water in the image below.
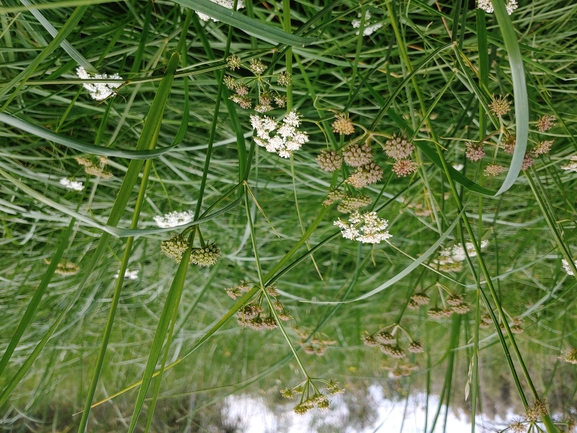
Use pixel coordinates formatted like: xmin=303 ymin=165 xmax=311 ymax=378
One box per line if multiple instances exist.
xmin=223 ymin=386 xmax=534 ymax=433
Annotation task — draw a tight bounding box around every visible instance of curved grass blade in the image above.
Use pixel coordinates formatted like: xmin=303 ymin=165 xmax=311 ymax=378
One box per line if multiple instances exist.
xmin=0 ymin=113 xmax=179 ymax=159
xmin=491 ymin=0 xmax=528 ymax=196
xmin=172 ymin=0 xmax=313 ymax=47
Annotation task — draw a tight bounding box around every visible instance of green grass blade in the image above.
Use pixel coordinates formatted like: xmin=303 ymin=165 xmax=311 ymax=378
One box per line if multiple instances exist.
xmin=0 ymin=113 xmax=179 ymax=159
xmin=492 ymin=0 xmax=529 ymax=195
xmin=172 ymin=0 xmax=313 ymax=47
xmin=0 ymin=217 xmax=75 ymax=378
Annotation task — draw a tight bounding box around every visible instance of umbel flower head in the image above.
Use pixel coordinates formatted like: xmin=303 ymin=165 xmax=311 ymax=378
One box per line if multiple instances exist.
xmin=59 ymin=177 xmax=84 ymax=191
xmin=250 ymin=110 xmax=309 ymax=158
xmin=190 ymin=243 xmax=220 ymax=267
xmin=477 ymin=0 xmax=518 ymax=15
xmin=352 ymin=10 xmax=383 ymax=36
xmin=160 ymin=234 xmax=190 ymax=263
xmin=334 ymin=210 xmax=392 ymax=244
xmin=316 ymin=150 xmax=342 ymax=172
xmin=76 ymin=67 xmax=122 ymax=101
xmin=154 ymin=210 xmax=194 ymax=228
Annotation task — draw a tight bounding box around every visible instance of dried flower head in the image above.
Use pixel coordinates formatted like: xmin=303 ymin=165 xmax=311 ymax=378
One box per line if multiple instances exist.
xmin=343 ymin=143 xmax=373 ymax=167
xmin=489 ymin=94 xmax=511 ymax=116
xmin=465 ymin=142 xmax=485 ymax=162
xmin=317 ymin=150 xmax=343 ymax=172
xmin=382 ymin=134 xmax=414 ymax=160
xmin=332 ymin=113 xmax=355 ymax=136
xmin=533 ymin=140 xmax=554 ymax=156
xmin=484 ymin=164 xmax=506 ymax=177
xmin=75 ymin=156 xmax=112 ymax=178
xmin=44 ymin=258 xmax=80 ymax=276
xmin=521 ymin=154 xmax=534 ymax=170
xmin=503 ymin=135 xmax=516 ymax=154
xmin=345 ymin=162 xmax=383 ymax=188
xmin=375 ymin=331 xmax=396 ymax=345
xmin=537 ymin=115 xmax=556 ymax=132
xmin=392 ymin=159 xmax=418 ymax=177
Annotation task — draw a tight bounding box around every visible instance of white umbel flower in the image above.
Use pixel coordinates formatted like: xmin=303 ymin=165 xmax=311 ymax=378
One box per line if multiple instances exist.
xmin=114 ymin=269 xmax=139 ymax=280
xmin=334 ymin=211 xmax=392 ymax=244
xmin=76 ymin=66 xmax=122 ymax=101
xmin=154 ymin=210 xmax=194 ymax=228
xmin=562 ymin=259 xmax=577 ymax=276
xmin=352 ymin=11 xmax=383 ymax=36
xmin=561 ymin=156 xmax=577 ymax=173
xmin=250 ymin=110 xmax=309 ymax=158
xmin=477 ymin=0 xmax=518 ymax=15
xmin=59 ymin=177 xmax=84 ymax=191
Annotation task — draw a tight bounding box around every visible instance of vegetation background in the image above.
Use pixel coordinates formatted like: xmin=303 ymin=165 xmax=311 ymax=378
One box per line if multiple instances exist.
xmin=0 ymin=0 xmax=576 ymax=431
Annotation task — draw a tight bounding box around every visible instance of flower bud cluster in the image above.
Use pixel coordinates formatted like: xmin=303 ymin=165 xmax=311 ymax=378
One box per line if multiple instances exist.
xmin=381 ymin=134 xmax=418 ymax=177
xmin=45 ymin=258 xmax=80 ymax=276
xmin=432 ymin=240 xmax=489 ymax=272
xmin=362 ymin=325 xmax=424 ymax=361
xmin=298 ymin=330 xmax=336 ymax=357
xmin=223 ymin=57 xmax=288 ymax=112
xmin=75 ymin=156 xmax=112 ymax=178
xmin=233 ymin=283 xmax=292 ymax=331
xmin=281 ymin=379 xmax=343 ymax=415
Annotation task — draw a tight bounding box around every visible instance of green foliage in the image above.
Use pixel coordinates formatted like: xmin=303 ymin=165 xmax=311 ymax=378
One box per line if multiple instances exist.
xmin=1 ymin=1 xmax=576 ymax=432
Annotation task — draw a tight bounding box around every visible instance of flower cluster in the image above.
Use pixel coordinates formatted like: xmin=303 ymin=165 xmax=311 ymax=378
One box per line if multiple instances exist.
xmin=76 ymin=66 xmax=122 ymax=101
xmin=477 ymin=0 xmax=518 ymax=15
xmin=75 ymin=156 xmax=112 ymax=178
xmin=332 ymin=113 xmax=355 ymax=136
xmin=362 ymin=324 xmax=424 ymax=360
xmin=250 ymin=111 xmax=309 ymax=158
xmin=465 ymin=141 xmax=485 ymax=162
xmin=334 ymin=210 xmax=392 ymax=244
xmin=562 ymin=347 xmax=577 ymax=365
xmin=561 ymin=258 xmax=577 ymax=276
xmin=336 ymin=194 xmax=371 ymax=214
xmin=160 ymin=235 xmax=220 ymax=267
xmin=45 ymin=258 xmax=80 ymax=276
xmin=59 ymin=177 xmax=84 ymax=191
xmin=561 ymin=156 xmax=577 ymax=173
xmin=383 ymin=363 xmax=419 ymax=380
xmin=484 ymin=164 xmax=506 ymax=177
xmin=488 ymin=94 xmax=511 ymax=117
xmin=352 ymin=10 xmax=383 ymax=36
xmin=230 ymin=283 xmax=292 ymax=331
xmin=224 ymin=57 xmax=287 ymax=112
xmin=196 ymin=0 xmax=245 ymax=22
xmin=433 ymin=240 xmax=489 ymax=272
xmin=281 ymin=379 xmax=343 ymax=415
xmin=381 ymin=134 xmax=418 ymax=177
xmin=537 ymin=114 xmax=556 ymax=132
xmin=114 ymin=269 xmax=139 ymax=280
xmin=407 ymin=292 xmax=430 ymax=310
xmin=295 ymin=328 xmax=336 ymax=357
xmin=316 ymin=150 xmax=343 ymax=172
xmin=154 ymin=210 xmax=194 ymax=228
